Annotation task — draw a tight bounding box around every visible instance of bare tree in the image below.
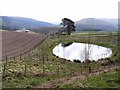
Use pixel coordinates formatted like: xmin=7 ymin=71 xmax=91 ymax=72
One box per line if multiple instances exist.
xmin=84 ymin=43 xmax=92 ymax=63
xmin=82 ymin=33 xmax=93 ymax=73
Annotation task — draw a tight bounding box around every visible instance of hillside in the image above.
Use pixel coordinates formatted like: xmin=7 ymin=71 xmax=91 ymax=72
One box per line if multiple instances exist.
xmin=1 ymin=16 xmax=54 ymax=30
xmin=0 ymin=16 xmax=118 ymax=32
xmin=75 ymin=18 xmax=117 ymax=31
xmin=100 ymin=18 xmax=118 ymax=27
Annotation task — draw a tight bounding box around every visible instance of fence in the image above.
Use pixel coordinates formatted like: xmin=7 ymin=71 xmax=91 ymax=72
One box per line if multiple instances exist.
xmin=2 ymin=34 xmax=47 ymax=60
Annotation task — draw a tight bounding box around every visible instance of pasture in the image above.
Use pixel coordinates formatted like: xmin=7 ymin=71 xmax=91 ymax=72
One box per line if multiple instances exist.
xmin=2 ymin=31 xmax=119 ymax=88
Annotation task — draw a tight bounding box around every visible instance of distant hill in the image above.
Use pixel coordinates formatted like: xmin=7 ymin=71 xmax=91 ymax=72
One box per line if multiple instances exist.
xmin=0 ymin=16 xmax=118 ymax=33
xmin=75 ymin=18 xmax=118 ymax=31
xmin=100 ymin=18 xmax=118 ymax=27
xmin=0 ymin=16 xmax=54 ymax=30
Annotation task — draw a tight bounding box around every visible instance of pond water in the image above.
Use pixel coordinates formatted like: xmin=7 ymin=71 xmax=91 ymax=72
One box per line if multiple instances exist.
xmin=53 ymin=42 xmax=112 ymax=62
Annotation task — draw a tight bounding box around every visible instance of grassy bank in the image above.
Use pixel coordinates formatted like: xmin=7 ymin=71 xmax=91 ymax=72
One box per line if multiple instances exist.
xmin=2 ymin=32 xmax=119 ymax=88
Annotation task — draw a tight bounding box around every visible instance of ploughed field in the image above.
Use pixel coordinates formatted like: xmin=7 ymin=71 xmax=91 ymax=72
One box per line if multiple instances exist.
xmin=2 ymin=31 xmax=47 ymax=60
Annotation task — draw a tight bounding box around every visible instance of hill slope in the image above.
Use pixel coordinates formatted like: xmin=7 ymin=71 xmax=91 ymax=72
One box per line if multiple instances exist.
xmin=75 ymin=18 xmax=117 ymax=31
xmin=0 ymin=16 xmax=118 ymax=32
xmin=0 ymin=16 xmax=54 ymax=30
xmin=100 ymin=18 xmax=118 ymax=27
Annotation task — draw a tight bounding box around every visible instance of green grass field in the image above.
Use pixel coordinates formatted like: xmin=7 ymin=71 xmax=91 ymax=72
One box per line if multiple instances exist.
xmin=2 ymin=31 xmax=119 ymax=88
xmin=58 ymin=71 xmax=119 ymax=88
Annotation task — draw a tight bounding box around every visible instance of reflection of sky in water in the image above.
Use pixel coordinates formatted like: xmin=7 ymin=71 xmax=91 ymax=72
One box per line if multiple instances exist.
xmin=53 ymin=42 xmax=112 ymax=62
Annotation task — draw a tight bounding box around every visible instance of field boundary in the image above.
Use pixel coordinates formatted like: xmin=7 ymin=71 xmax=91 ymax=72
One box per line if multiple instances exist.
xmin=2 ymin=31 xmax=47 ymax=61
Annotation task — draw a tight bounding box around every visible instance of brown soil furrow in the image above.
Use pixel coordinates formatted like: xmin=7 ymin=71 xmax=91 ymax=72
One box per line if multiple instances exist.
xmin=2 ymin=31 xmax=47 ymax=60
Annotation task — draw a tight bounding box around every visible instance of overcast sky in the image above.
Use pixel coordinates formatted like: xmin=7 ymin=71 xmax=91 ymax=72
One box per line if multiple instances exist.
xmin=0 ymin=0 xmax=119 ymax=23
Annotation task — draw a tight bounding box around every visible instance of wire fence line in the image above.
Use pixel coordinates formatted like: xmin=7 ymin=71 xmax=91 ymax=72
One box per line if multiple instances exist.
xmin=2 ymin=31 xmax=47 ymax=60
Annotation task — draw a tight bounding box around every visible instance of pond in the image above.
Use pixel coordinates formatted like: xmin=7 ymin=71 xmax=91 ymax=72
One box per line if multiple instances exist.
xmin=53 ymin=42 xmax=112 ymax=62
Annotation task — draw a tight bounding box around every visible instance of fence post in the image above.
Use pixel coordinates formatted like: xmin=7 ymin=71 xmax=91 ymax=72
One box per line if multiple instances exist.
xmin=5 ymin=55 xmax=7 ymax=64
xmin=42 ymin=54 xmax=45 ymax=75
xmin=20 ymin=53 xmax=22 ymax=60
xmin=3 ymin=55 xmax=7 ymax=75
xmin=26 ymin=52 xmax=27 ymax=58
xmin=24 ymin=52 xmax=26 ymax=60
xmin=14 ymin=54 xmax=15 ymax=61
xmin=24 ymin=64 xmax=27 ymax=76
xmin=88 ymin=66 xmax=91 ymax=73
xmin=3 ymin=63 xmax=6 ymax=75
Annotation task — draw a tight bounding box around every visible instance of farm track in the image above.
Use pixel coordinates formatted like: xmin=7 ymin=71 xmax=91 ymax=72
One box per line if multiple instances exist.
xmin=2 ymin=31 xmax=47 ymax=60
xmin=36 ymin=64 xmax=119 ymax=88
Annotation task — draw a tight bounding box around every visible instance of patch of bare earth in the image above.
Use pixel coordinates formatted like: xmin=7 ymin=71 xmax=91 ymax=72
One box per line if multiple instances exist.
xmin=35 ymin=64 xmax=119 ymax=88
